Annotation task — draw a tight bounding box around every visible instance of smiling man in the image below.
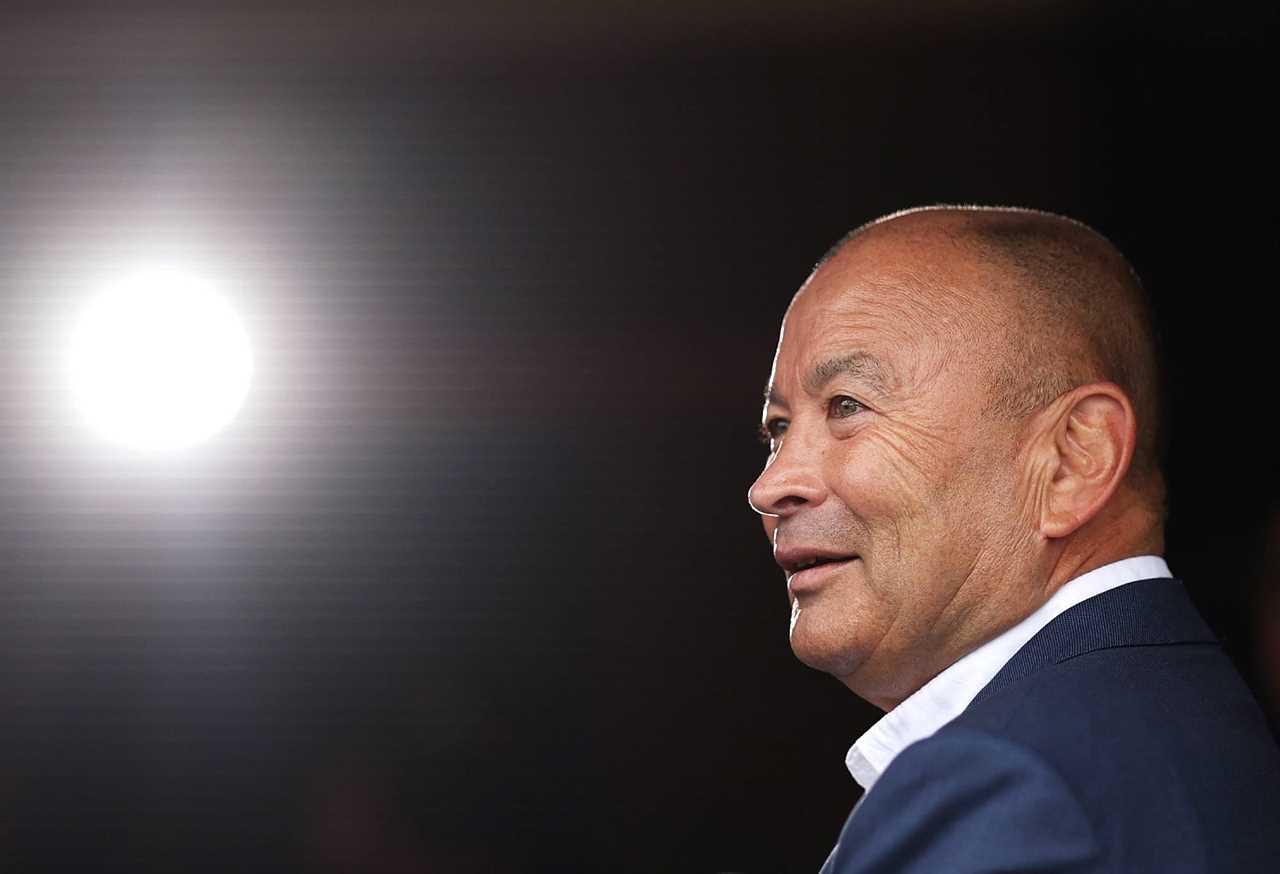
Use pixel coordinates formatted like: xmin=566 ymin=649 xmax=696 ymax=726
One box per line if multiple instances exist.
xmin=748 ymin=206 xmax=1280 ymax=873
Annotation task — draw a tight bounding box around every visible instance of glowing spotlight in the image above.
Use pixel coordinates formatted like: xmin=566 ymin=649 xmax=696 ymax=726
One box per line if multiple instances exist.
xmin=68 ymin=265 xmax=253 ymax=450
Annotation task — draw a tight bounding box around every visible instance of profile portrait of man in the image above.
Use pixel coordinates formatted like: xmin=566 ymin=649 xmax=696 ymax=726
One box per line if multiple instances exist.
xmin=747 ymin=206 xmax=1280 ymax=873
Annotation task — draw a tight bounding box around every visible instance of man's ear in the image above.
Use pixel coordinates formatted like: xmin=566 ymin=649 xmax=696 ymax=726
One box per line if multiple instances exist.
xmin=1031 ymin=383 xmax=1137 ymax=540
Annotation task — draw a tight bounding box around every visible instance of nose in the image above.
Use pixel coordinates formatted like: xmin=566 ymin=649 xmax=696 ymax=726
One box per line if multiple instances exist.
xmin=747 ymin=435 xmax=827 ymax=518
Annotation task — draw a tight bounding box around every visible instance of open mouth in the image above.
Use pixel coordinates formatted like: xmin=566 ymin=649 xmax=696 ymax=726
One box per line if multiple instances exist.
xmin=787 ymin=555 xmax=859 ymax=589
xmin=793 ymin=555 xmax=851 ymax=572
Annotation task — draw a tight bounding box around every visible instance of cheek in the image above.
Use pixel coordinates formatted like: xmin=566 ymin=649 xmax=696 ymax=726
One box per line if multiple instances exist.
xmin=826 ymin=431 xmax=937 ymax=515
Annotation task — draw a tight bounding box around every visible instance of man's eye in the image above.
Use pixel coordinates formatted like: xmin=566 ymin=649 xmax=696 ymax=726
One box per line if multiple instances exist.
xmin=758 ymin=418 xmax=788 ymax=447
xmin=829 ymin=396 xmax=864 ymax=418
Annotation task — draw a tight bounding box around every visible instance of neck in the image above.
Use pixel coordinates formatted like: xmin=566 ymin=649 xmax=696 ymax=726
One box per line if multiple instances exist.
xmin=857 ymin=497 xmax=1164 ymax=712
xmin=1040 ymin=498 xmax=1165 ymax=604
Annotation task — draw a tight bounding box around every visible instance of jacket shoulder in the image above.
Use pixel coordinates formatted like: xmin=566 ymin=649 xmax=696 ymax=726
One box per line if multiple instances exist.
xmin=949 ymin=642 xmax=1280 ymax=873
xmin=826 ymin=727 xmax=1102 ymax=874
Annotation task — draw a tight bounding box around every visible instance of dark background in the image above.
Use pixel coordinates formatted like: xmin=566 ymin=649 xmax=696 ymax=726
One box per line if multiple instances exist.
xmin=0 ymin=2 xmax=1275 ymax=872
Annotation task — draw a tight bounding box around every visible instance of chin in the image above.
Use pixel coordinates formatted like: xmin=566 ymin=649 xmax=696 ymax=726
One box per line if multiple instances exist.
xmin=788 ymin=606 xmax=867 ymax=679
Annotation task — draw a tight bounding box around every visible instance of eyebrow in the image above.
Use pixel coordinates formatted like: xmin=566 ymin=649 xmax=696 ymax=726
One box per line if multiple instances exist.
xmin=763 ymin=351 xmax=894 ymax=407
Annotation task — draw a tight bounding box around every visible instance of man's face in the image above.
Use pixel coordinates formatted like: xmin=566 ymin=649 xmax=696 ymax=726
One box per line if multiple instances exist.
xmin=748 ymin=236 xmax=1030 ymax=708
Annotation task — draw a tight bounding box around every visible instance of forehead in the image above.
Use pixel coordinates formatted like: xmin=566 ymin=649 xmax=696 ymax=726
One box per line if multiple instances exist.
xmin=768 ymin=235 xmax=1004 ymax=400
xmin=782 ymin=257 xmax=948 ymax=359
xmin=786 ymin=271 xmax=930 ymax=351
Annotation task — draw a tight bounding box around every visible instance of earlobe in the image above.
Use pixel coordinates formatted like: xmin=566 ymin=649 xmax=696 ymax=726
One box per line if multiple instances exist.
xmin=1038 ymin=385 xmax=1135 ymax=540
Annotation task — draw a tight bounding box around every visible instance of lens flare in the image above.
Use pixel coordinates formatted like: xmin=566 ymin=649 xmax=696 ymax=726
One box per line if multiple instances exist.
xmin=68 ymin=266 xmax=253 ymax=450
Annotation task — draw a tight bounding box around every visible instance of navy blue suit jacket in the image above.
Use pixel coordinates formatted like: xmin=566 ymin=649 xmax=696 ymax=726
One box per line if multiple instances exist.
xmin=821 ymin=578 xmax=1280 ymax=873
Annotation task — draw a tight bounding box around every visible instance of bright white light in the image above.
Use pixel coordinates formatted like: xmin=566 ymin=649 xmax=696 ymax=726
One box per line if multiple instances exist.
xmin=68 ymin=265 xmax=253 ymax=450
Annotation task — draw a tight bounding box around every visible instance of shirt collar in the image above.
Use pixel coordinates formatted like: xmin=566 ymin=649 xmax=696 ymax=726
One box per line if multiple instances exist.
xmin=844 ymin=555 xmax=1173 ymax=792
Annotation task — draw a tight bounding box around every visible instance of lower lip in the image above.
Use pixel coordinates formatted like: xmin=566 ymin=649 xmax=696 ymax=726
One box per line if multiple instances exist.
xmin=787 ymin=557 xmax=859 ymax=594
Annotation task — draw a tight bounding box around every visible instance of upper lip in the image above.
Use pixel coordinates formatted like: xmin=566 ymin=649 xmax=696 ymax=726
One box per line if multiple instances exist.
xmin=773 ymin=547 xmax=859 ymax=576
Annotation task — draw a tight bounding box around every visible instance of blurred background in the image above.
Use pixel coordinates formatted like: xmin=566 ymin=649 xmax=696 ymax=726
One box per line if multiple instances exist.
xmin=0 ymin=2 xmax=1275 ymax=871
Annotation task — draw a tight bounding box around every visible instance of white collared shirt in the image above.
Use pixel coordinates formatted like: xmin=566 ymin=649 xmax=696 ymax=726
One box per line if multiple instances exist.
xmin=844 ymin=555 xmax=1173 ymax=793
